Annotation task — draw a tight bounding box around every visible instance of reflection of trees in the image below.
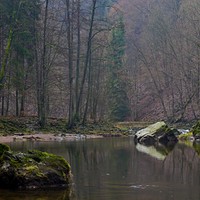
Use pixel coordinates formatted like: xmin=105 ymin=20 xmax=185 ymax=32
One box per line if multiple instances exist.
xmin=193 ymin=142 xmax=200 ymax=155
xmin=56 ymin=142 xmax=200 ymax=200
xmin=64 ymin=138 xmax=133 ymax=198
xmin=0 ymin=188 xmax=74 ymax=200
xmin=163 ymin=144 xmax=200 ymax=185
xmin=9 ymin=139 xmax=200 ymax=199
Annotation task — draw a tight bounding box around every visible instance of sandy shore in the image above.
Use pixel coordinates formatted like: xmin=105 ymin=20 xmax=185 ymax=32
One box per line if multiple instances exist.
xmin=0 ymin=133 xmax=103 ymax=143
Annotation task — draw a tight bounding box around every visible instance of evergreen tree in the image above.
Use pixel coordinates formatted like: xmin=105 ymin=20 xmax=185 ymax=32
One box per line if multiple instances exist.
xmin=108 ymin=16 xmax=130 ymax=121
xmin=0 ymin=0 xmax=40 ymax=115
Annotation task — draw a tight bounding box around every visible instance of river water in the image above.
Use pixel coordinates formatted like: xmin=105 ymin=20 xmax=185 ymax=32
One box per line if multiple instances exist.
xmin=1 ymin=137 xmax=200 ymax=200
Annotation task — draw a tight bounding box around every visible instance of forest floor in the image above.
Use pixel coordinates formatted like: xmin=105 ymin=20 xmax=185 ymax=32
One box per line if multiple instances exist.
xmin=0 ymin=116 xmax=193 ymax=143
xmin=0 ymin=116 xmax=152 ymax=143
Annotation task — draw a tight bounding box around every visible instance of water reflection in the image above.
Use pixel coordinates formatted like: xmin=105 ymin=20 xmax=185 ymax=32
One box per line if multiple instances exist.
xmin=135 ymin=143 xmax=175 ymax=160
xmin=0 ymin=188 xmax=73 ymax=200
xmin=3 ymin=138 xmax=200 ymax=200
xmin=193 ymin=142 xmax=200 ymax=155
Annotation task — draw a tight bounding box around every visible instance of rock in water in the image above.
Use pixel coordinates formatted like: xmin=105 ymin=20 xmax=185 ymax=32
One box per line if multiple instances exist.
xmin=0 ymin=144 xmax=72 ymax=189
xmin=134 ymin=121 xmax=178 ymax=146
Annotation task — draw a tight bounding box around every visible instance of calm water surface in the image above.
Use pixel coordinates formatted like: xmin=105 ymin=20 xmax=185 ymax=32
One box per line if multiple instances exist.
xmin=1 ymin=137 xmax=200 ymax=200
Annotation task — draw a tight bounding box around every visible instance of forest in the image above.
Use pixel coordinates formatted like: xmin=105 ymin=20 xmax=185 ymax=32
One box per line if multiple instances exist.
xmin=0 ymin=0 xmax=200 ymax=128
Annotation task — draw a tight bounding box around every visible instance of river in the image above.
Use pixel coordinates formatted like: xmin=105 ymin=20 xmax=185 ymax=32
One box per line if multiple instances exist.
xmin=0 ymin=137 xmax=200 ymax=200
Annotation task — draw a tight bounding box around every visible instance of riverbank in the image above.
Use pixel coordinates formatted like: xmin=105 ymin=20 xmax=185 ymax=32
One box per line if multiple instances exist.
xmin=0 ymin=117 xmax=151 ymax=143
xmin=0 ymin=133 xmax=105 ymax=143
xmin=0 ymin=116 xmax=196 ymax=143
xmin=0 ymin=116 xmax=126 ymax=134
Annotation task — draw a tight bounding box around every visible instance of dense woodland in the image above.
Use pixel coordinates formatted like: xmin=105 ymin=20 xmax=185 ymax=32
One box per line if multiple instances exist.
xmin=0 ymin=0 xmax=200 ymax=128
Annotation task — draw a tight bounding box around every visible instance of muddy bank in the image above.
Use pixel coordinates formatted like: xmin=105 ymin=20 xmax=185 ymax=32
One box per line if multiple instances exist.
xmin=0 ymin=133 xmax=103 ymax=143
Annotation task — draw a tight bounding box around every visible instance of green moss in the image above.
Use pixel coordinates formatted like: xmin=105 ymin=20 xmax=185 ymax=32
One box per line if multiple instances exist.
xmin=116 ymin=122 xmax=152 ymax=129
xmin=28 ymin=150 xmax=71 ymax=171
xmin=0 ymin=145 xmax=72 ymax=189
xmin=178 ymin=132 xmax=193 ymax=141
xmin=69 ymin=121 xmax=131 ymax=136
xmin=192 ymin=121 xmax=200 ymax=136
xmin=23 ymin=165 xmax=45 ymax=178
xmin=1 ymin=148 xmax=70 ymax=174
xmin=25 ymin=165 xmax=38 ymax=171
xmin=0 ymin=117 xmax=32 ymax=134
xmin=36 ymin=118 xmax=68 ymax=133
xmin=0 ymin=116 xmax=137 ymax=136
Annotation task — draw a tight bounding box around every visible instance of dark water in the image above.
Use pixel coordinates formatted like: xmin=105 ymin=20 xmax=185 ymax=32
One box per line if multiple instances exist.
xmin=1 ymin=137 xmax=200 ymax=200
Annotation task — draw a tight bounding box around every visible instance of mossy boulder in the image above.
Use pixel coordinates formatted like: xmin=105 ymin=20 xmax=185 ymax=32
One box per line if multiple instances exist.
xmin=0 ymin=144 xmax=72 ymax=189
xmin=134 ymin=121 xmax=178 ymax=146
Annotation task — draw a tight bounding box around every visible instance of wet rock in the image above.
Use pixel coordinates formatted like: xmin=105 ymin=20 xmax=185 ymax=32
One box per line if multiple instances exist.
xmin=0 ymin=144 xmax=72 ymax=190
xmin=138 ymin=135 xmax=156 ymax=146
xmin=158 ymin=129 xmax=179 ymax=146
xmin=134 ymin=122 xmax=178 ymax=146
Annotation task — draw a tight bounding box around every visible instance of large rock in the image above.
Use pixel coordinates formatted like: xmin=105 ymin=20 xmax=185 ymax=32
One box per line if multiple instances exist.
xmin=134 ymin=122 xmax=178 ymax=146
xmin=0 ymin=144 xmax=72 ymax=189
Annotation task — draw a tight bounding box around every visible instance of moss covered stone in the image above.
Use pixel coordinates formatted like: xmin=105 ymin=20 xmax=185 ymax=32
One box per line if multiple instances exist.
xmin=0 ymin=144 xmax=72 ymax=189
xmin=135 ymin=122 xmax=178 ymax=146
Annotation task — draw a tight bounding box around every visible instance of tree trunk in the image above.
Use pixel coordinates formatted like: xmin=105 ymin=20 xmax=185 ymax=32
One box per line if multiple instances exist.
xmin=66 ymin=0 xmax=74 ymax=128
xmin=20 ymin=73 xmax=26 ymax=116
xmin=76 ymin=0 xmax=97 ymax=122
xmin=1 ymin=89 xmax=4 ymax=116
xmin=5 ymin=64 xmax=11 ymax=116
xmin=82 ymin=48 xmax=92 ymax=124
xmin=0 ymin=28 xmax=13 ymax=90
xmin=74 ymin=0 xmax=81 ymax=122
xmin=16 ymin=89 xmax=19 ymax=116
xmin=40 ymin=0 xmax=49 ymax=128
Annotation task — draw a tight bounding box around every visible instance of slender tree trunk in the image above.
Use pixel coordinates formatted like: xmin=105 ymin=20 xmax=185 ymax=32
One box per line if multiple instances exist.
xmin=74 ymin=0 xmax=81 ymax=122
xmin=0 ymin=14 xmax=2 ymax=68
xmin=66 ymin=0 xmax=74 ymax=128
xmin=76 ymin=0 xmax=97 ymax=122
xmin=20 ymin=58 xmax=28 ymax=117
xmin=82 ymin=48 xmax=92 ymax=124
xmin=91 ymin=55 xmax=102 ymax=122
xmin=35 ymin=41 xmax=41 ymax=122
xmin=1 ymin=89 xmax=4 ymax=116
xmin=0 ymin=16 xmax=3 ymax=115
xmin=34 ymin=14 xmax=41 ymax=124
xmin=5 ymin=62 xmax=11 ymax=116
xmin=40 ymin=0 xmax=49 ymax=128
xmin=16 ymin=89 xmax=19 ymax=116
